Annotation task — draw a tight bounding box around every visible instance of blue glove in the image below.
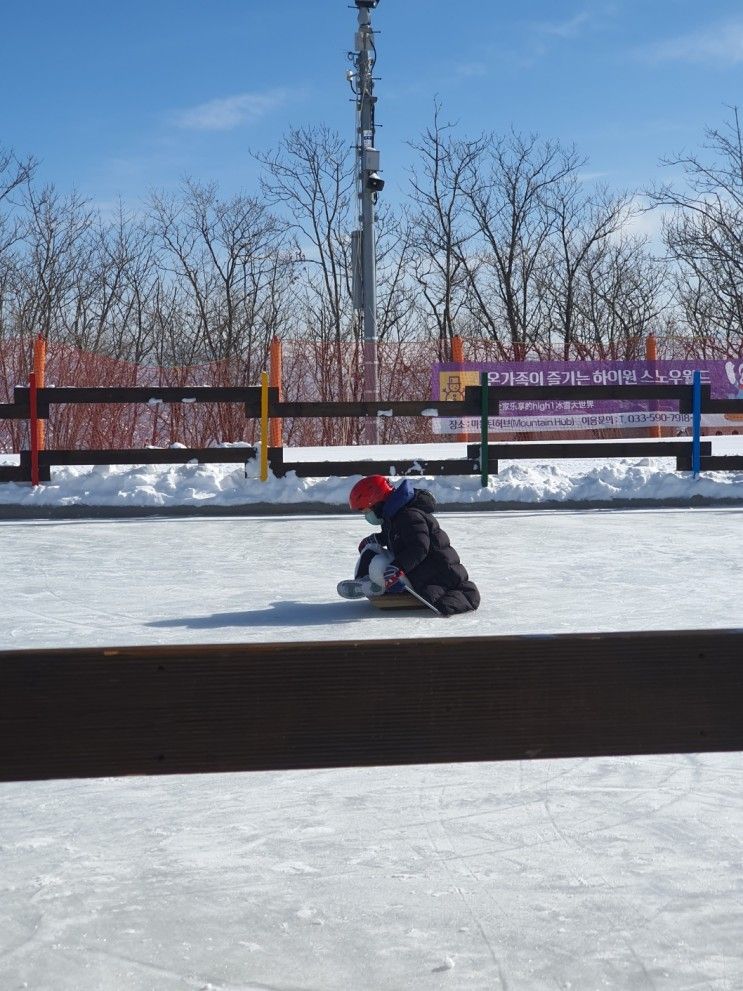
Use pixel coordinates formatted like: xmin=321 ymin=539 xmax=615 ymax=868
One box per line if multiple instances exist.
xmin=383 ymin=564 xmax=405 ymax=590
xmin=358 ymin=533 xmax=382 ymax=554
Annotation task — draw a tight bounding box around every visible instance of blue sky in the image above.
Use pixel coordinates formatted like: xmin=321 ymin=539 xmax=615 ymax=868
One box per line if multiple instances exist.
xmin=1 ymin=0 xmax=742 ymax=213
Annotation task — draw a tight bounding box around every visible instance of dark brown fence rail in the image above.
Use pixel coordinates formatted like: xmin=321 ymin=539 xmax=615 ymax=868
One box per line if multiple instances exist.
xmin=1 ymin=382 xmax=741 ymax=483
xmin=268 ymin=441 xmax=713 ymax=478
xmin=1 ymin=629 xmax=742 ymax=782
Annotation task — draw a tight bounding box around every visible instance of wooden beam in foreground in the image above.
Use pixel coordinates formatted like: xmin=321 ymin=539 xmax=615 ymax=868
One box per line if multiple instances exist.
xmin=1 ymin=629 xmax=742 ymax=782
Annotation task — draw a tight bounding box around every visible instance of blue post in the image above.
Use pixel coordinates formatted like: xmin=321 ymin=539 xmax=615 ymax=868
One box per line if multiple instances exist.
xmin=480 ymin=371 xmax=489 ymax=488
xmin=692 ymin=369 xmax=702 ymax=477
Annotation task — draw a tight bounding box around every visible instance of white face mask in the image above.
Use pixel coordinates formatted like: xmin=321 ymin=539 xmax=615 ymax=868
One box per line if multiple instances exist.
xmin=364 ymin=509 xmax=383 ymax=526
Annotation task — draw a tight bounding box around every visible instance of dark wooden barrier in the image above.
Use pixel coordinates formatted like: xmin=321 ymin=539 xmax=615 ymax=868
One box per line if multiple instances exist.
xmin=10 ymin=380 xmax=743 ymax=418
xmin=0 ymin=463 xmax=24 ymax=482
xmin=1 ymin=629 xmax=742 ymax=782
xmin=268 ymin=441 xmax=713 ymax=479
xmin=0 ymin=400 xmax=27 ymax=420
xmin=23 ymin=385 xmax=264 ymax=419
xmin=472 ymin=440 xmax=714 ymax=477
xmin=268 ymin=446 xmax=482 ymax=479
xmin=2 ymin=381 xmax=742 ymax=482
xmin=678 ymin=455 xmax=743 ymax=472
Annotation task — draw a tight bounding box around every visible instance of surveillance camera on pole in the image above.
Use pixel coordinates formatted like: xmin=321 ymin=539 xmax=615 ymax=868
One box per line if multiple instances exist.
xmin=366 ymin=172 xmax=384 ymax=193
xmin=349 ymin=0 xmax=382 ymax=443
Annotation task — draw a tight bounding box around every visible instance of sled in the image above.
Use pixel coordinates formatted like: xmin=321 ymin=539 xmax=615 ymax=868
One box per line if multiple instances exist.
xmin=367 ymin=592 xmax=429 ymax=610
xmin=338 ymin=554 xmax=442 ymax=616
xmin=337 ymin=578 xmax=438 ymax=613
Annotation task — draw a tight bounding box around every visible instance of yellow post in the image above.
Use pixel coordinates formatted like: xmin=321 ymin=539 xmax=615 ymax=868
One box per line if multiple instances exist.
xmin=260 ymin=370 xmax=269 ymax=482
xmin=33 ymin=335 xmax=46 ymax=451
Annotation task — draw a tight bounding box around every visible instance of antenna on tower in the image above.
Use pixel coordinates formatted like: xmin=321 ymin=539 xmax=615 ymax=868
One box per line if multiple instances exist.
xmin=349 ymin=0 xmax=382 ymax=444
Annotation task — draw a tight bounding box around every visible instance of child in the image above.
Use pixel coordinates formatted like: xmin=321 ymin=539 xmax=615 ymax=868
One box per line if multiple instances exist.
xmin=337 ymin=475 xmax=480 ymax=617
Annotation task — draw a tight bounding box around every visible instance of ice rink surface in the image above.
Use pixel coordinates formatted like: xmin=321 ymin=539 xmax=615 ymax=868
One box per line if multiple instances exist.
xmin=1 ymin=507 xmax=741 ymax=647
xmin=1 ymin=508 xmax=743 ymax=989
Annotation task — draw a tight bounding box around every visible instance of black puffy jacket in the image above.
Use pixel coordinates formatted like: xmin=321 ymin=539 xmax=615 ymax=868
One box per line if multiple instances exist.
xmin=380 ymin=481 xmax=480 ymax=617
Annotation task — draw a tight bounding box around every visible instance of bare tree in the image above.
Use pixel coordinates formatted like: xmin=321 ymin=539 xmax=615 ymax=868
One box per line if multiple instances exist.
xmin=257 ymin=127 xmax=360 ymax=445
xmin=374 ymin=206 xmax=416 ymax=343
xmin=43 ymin=203 xmax=155 ymax=361
xmin=459 ymin=130 xmax=581 ymax=357
xmin=649 ymin=107 xmax=743 ymax=353
xmin=0 ymin=146 xmax=36 ymax=264
xmin=571 ymin=236 xmax=668 ymax=358
xmin=407 ymin=105 xmax=486 ymax=350
xmin=257 ymin=126 xmax=355 ymax=346
xmin=149 ymin=178 xmax=294 ymax=379
xmin=85 ymin=204 xmax=161 ymax=364
xmin=542 ymin=178 xmax=633 ymax=358
xmin=15 ymin=184 xmax=95 ymax=342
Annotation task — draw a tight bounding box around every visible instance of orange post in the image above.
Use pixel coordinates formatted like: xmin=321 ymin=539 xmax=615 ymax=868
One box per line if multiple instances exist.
xmin=645 ymin=334 xmax=661 ymax=438
xmin=451 ymin=335 xmax=468 ymax=444
xmin=269 ymin=337 xmax=282 ymax=448
xmin=33 ymin=335 xmax=46 ymax=451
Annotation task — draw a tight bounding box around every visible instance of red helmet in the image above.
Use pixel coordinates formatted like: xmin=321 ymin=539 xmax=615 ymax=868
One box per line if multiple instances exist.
xmin=348 ymin=475 xmax=394 ymax=511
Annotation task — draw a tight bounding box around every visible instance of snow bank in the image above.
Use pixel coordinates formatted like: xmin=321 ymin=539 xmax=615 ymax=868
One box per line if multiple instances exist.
xmin=1 ymin=438 xmax=743 ymax=511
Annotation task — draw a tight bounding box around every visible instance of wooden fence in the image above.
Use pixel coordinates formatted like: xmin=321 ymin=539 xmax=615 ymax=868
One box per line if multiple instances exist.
xmin=1 ymin=629 xmax=742 ymax=782
xmin=2 ymin=381 xmax=743 ymax=484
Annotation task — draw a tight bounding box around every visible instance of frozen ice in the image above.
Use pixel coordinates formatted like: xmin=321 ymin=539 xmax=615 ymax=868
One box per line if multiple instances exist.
xmin=1 ymin=441 xmax=743 ymax=989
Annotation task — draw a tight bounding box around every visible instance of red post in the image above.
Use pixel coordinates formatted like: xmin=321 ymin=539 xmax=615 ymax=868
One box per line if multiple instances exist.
xmin=29 ymin=371 xmax=40 ymax=486
xmin=269 ymin=337 xmax=282 ymax=448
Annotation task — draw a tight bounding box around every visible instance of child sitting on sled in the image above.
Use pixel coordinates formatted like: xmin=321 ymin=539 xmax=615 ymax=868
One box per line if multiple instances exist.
xmin=337 ymin=475 xmax=480 ymax=617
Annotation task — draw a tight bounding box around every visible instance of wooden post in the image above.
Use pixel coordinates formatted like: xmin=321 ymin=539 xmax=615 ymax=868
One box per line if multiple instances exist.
xmin=29 ymin=371 xmax=40 ymax=486
xmin=269 ymin=337 xmax=282 ymax=448
xmin=260 ymin=371 xmax=269 ymax=482
xmin=33 ymin=335 xmax=46 ymax=452
xmin=645 ymin=334 xmax=662 ymax=438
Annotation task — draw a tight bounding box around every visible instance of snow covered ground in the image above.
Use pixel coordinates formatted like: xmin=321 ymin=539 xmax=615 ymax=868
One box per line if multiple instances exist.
xmin=2 ymin=505 xmax=743 ymax=989
xmin=2 ymin=439 xmax=743 ymax=989
xmin=2 ymin=436 xmax=743 ymax=513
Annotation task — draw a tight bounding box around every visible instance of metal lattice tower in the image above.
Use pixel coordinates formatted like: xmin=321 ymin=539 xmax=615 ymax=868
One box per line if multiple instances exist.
xmin=348 ymin=0 xmax=383 ymax=443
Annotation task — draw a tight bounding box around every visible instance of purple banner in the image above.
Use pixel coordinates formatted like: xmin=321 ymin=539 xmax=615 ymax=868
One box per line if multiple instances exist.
xmin=433 ymin=359 xmax=743 ymax=413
